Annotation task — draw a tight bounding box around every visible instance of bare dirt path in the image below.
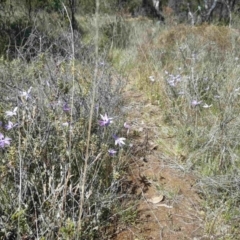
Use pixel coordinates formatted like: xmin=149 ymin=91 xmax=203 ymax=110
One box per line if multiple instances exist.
xmin=114 ymin=84 xmax=205 ymax=240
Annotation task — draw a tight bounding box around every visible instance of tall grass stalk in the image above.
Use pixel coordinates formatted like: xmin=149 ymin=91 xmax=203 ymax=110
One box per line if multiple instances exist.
xmin=61 ymin=3 xmax=76 ymax=224
xmin=17 ymin=98 xmax=23 ymax=239
xmin=77 ymin=0 xmax=100 ymax=236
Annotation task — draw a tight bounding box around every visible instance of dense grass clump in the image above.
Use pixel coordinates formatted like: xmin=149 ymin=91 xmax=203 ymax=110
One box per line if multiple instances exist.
xmin=0 ymin=12 xmax=133 ymax=239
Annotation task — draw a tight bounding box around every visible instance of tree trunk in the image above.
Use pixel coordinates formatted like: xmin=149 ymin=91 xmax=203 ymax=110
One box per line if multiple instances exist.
xmin=69 ymin=0 xmax=77 ymax=30
xmin=142 ymin=0 xmax=165 ymax=21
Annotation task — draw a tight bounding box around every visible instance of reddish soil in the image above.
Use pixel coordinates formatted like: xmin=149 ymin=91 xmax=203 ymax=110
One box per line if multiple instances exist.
xmin=113 ymin=86 xmax=204 ymax=240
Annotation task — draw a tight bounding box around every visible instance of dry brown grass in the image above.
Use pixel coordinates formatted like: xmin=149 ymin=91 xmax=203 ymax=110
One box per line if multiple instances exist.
xmin=114 ymin=19 xmax=240 ymax=238
xmin=157 ymin=24 xmax=238 ymax=51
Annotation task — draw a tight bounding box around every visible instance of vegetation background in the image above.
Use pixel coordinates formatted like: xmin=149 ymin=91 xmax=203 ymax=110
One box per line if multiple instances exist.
xmin=0 ymin=0 xmax=240 ymax=239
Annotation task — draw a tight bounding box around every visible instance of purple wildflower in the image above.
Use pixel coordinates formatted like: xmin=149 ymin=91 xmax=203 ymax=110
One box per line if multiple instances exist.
xmin=202 ymin=103 xmax=212 ymax=109
xmin=191 ymin=100 xmax=202 ymax=107
xmin=5 ymin=107 xmax=18 ymax=117
xmin=108 ymin=149 xmax=117 ymax=156
xmin=149 ymin=76 xmax=155 ymax=82
xmin=20 ymin=87 xmax=32 ymax=100
xmin=113 ymin=135 xmax=126 ymax=147
xmin=175 ymin=74 xmax=181 ymax=82
xmin=63 ymin=103 xmax=70 ymax=112
xmin=5 ymin=121 xmax=17 ymax=131
xmin=99 ymin=114 xmax=113 ymax=127
xmin=0 ymin=133 xmax=11 ymax=148
xmin=62 ymin=122 xmax=69 ymax=127
xmin=124 ymin=122 xmax=130 ymax=135
xmin=168 ymin=80 xmax=176 ymax=87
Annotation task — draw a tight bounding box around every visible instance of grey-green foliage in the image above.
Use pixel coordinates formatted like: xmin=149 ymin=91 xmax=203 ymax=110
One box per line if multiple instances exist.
xmin=0 ymin=10 xmax=127 ymax=238
xmin=0 ymin=0 xmax=81 ymax=58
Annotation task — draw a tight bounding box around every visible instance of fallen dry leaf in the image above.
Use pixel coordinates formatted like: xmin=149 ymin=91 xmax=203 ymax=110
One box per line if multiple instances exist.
xmin=147 ymin=195 xmax=164 ymax=204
